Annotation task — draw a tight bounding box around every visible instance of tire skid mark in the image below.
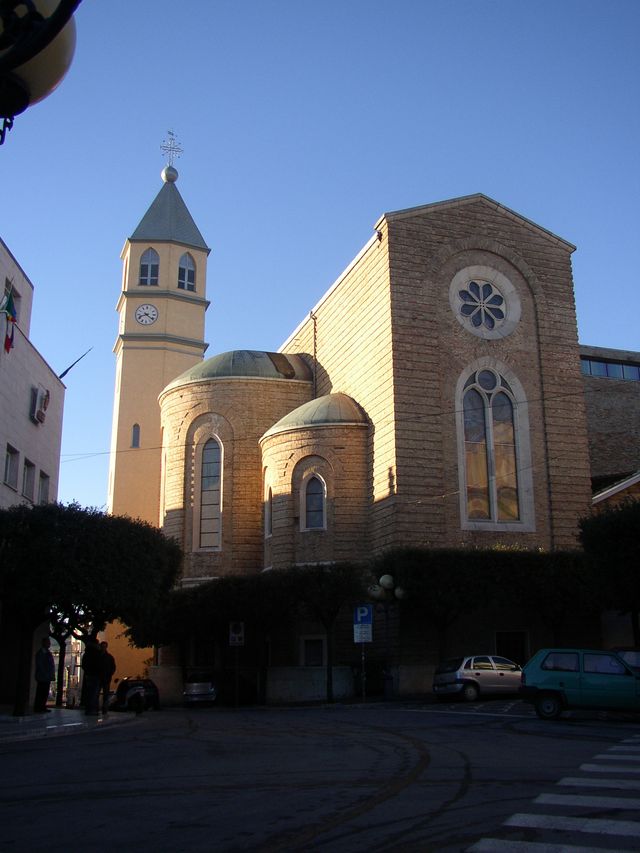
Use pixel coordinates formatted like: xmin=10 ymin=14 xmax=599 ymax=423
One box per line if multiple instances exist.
xmin=254 ymin=722 xmax=437 ymax=853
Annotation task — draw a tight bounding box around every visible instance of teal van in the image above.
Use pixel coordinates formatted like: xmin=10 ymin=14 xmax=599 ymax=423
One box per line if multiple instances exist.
xmin=520 ymin=648 xmax=640 ymax=719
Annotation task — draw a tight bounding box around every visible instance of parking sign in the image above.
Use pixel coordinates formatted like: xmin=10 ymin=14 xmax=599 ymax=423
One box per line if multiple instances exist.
xmin=353 ymin=605 xmax=373 ymax=643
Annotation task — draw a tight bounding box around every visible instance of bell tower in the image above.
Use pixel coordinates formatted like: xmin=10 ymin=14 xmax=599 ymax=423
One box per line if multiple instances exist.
xmin=108 ymin=137 xmax=210 ymax=523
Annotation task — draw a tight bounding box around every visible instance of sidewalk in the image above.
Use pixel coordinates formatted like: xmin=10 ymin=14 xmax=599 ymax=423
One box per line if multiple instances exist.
xmin=0 ymin=705 xmax=137 ymax=743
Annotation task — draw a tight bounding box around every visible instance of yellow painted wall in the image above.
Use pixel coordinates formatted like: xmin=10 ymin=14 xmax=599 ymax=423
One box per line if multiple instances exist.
xmin=108 ymin=239 xmax=209 ymax=524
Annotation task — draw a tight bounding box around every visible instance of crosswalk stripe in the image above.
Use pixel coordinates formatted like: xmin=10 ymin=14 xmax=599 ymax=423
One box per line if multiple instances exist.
xmin=559 ymin=776 xmax=640 ymax=790
xmin=581 ymin=763 xmax=640 ymax=773
xmin=594 ymin=753 xmax=640 ymax=761
xmin=467 ymin=738 xmax=640 ymax=851
xmin=468 ymin=839 xmax=621 ymax=851
xmin=504 ymin=813 xmax=640 ymax=836
xmin=537 ymin=792 xmax=640 ymax=809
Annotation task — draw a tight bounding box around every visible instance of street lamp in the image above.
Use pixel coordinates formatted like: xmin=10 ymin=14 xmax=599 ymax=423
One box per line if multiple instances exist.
xmin=367 ymin=574 xmax=406 ymax=697
xmin=0 ymin=0 xmax=81 ymax=144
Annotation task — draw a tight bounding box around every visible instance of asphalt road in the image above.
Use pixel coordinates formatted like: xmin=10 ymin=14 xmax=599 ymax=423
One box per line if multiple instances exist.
xmin=2 ymin=698 xmax=640 ymax=852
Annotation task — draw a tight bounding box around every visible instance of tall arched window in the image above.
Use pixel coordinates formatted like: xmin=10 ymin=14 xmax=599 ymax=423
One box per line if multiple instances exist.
xmin=303 ymin=475 xmax=325 ymax=530
xmin=139 ymin=248 xmax=159 ymax=286
xmin=200 ymin=438 xmax=221 ymax=548
xmin=131 ymin=423 xmax=140 ymax=448
xmin=457 ymin=366 xmax=533 ymax=528
xmin=265 ymin=486 xmax=273 ymax=538
xmin=178 ymin=253 xmax=196 ymax=291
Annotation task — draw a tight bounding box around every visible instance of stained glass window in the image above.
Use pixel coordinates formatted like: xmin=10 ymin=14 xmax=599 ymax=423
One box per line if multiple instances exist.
xmin=459 ymin=280 xmax=505 ymax=330
xmin=463 ymin=371 xmax=520 ymax=522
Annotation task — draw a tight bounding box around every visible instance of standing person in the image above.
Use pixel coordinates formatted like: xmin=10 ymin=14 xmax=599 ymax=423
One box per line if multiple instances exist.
xmin=33 ymin=637 xmax=55 ymax=713
xmin=99 ymin=641 xmax=116 ymax=713
xmin=81 ymin=634 xmax=102 ymax=716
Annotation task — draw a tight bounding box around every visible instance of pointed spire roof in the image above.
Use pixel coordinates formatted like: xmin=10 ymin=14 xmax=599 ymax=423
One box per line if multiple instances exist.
xmin=129 ymin=166 xmax=209 ymax=252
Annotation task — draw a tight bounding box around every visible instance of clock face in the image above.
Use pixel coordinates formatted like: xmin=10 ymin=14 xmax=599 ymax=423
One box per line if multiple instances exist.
xmin=135 ymin=303 xmax=158 ymax=325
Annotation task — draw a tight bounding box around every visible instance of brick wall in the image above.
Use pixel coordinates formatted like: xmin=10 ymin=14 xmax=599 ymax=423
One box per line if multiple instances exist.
xmin=260 ymin=422 xmax=369 ymax=569
xmin=160 ymin=376 xmax=312 ymax=578
xmin=282 ymin=196 xmax=593 ymax=552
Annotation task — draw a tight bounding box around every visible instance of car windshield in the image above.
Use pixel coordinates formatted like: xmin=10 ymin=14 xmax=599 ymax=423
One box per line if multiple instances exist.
xmin=617 ymin=650 xmax=640 ymax=669
xmin=186 ymin=672 xmax=213 ymax=683
xmin=435 ymin=658 xmax=464 ymax=674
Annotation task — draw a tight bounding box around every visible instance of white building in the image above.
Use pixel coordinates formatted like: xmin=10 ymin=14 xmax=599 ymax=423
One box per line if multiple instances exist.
xmin=0 ymin=238 xmax=64 ymax=509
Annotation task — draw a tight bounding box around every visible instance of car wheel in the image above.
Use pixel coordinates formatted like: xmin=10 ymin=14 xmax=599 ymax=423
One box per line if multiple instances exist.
xmin=462 ymin=683 xmax=479 ymax=702
xmin=128 ymin=694 xmax=144 ymax=715
xmin=535 ymin=693 xmax=562 ymax=720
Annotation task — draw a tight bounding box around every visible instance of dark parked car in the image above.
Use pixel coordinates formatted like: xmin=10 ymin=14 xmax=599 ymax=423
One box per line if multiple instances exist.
xmin=109 ymin=678 xmax=160 ymax=712
xmin=433 ymin=655 xmax=522 ymax=701
xmin=183 ymin=671 xmax=217 ymax=706
xmin=520 ymin=648 xmax=640 ymax=719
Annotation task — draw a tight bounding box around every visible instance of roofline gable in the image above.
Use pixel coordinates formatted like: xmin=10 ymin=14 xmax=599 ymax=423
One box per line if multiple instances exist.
xmin=375 ymin=193 xmax=576 ymax=252
xmin=592 ymin=471 xmax=640 ymax=504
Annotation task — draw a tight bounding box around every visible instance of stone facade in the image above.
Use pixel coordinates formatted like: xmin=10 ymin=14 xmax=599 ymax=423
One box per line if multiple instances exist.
xmin=261 ymin=419 xmax=369 ymax=570
xmin=280 ymin=195 xmax=593 ymax=553
xmin=110 ymin=189 xmax=640 ymax=701
xmin=160 ymin=370 xmax=313 ymax=580
xmin=156 ymin=195 xmax=635 ymax=586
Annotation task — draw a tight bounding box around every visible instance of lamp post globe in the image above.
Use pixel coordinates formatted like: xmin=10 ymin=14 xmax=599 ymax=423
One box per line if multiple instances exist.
xmin=0 ymin=0 xmax=80 ymax=143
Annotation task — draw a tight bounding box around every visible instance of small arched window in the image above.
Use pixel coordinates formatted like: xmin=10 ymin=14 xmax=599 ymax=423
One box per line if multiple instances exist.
xmin=200 ymin=438 xmax=221 ymax=548
xmin=303 ymin=476 xmax=325 ymax=530
xmin=178 ymin=253 xmax=196 ymax=291
xmin=131 ymin=423 xmax=140 ymax=448
xmin=139 ymin=248 xmax=159 ymax=286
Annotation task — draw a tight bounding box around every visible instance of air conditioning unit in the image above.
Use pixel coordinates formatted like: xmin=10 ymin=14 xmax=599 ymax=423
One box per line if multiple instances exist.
xmin=30 ymin=386 xmax=50 ymax=425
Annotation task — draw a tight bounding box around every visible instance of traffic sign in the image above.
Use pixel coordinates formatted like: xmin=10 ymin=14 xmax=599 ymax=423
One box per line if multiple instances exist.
xmin=353 ymin=605 xmax=373 ymax=643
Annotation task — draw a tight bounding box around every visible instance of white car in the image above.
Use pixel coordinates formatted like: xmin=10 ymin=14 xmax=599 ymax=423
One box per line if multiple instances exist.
xmin=433 ymin=655 xmax=522 ymax=701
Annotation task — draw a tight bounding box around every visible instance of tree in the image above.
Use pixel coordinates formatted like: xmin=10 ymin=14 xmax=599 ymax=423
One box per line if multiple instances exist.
xmin=0 ymin=502 xmax=182 ymax=714
xmin=133 ymin=570 xmax=301 ymax=704
xmin=291 ymin=562 xmax=367 ymax=703
xmin=142 ymin=563 xmax=366 ymax=705
xmin=373 ymin=548 xmax=489 ymax=658
xmin=374 ymin=546 xmax=600 ymax=658
xmin=580 ymin=500 xmax=640 ymax=645
xmin=502 ymin=550 xmax=596 ymax=642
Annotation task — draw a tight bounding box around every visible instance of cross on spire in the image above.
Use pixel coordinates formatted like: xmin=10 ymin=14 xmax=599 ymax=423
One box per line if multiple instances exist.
xmin=160 ymin=131 xmax=183 ymax=167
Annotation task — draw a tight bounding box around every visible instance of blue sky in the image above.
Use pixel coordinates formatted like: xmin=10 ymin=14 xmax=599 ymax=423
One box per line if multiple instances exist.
xmin=2 ymin=0 xmax=638 ymax=511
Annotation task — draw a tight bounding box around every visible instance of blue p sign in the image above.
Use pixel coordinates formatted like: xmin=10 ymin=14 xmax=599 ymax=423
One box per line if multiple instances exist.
xmin=354 ymin=605 xmax=373 ymax=625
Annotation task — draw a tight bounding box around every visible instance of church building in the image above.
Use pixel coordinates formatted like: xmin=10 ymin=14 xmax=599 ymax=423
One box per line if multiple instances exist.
xmin=108 ymin=165 xmax=640 ymax=701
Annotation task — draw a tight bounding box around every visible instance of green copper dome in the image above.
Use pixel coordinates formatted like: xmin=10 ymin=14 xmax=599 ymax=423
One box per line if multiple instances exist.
xmin=163 ymin=350 xmax=313 ymax=394
xmin=262 ymin=393 xmax=367 ymax=439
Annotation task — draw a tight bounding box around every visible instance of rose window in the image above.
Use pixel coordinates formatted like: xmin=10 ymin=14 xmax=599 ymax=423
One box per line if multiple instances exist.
xmin=459 ymin=281 xmax=505 ymax=330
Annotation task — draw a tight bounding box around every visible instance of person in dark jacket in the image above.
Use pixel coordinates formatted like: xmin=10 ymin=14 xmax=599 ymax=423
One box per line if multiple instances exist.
xmin=81 ymin=634 xmax=103 ymax=716
xmin=99 ymin=641 xmax=116 ymax=712
xmin=34 ymin=637 xmax=55 ymax=713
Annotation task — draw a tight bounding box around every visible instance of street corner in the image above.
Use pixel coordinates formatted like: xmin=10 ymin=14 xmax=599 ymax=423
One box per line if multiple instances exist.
xmin=0 ymin=706 xmax=139 ymax=744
